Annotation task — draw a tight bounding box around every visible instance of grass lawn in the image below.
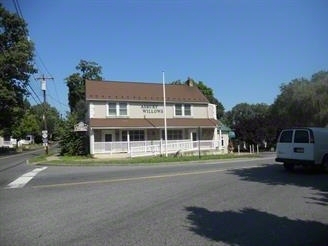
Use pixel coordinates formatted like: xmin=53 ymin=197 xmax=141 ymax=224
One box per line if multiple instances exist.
xmin=30 ymin=152 xmax=259 ymax=166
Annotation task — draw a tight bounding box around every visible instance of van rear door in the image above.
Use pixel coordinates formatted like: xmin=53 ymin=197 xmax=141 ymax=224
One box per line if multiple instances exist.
xmin=292 ymin=129 xmax=314 ymax=161
xmin=277 ymin=129 xmax=294 ymax=160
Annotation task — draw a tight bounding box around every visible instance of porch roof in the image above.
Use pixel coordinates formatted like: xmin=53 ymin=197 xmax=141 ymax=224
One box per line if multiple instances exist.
xmin=90 ymin=118 xmax=218 ymax=129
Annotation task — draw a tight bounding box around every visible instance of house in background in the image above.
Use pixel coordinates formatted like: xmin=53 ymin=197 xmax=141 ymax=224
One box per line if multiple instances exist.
xmin=0 ymin=136 xmax=17 ymax=148
xmin=86 ymin=79 xmax=228 ymax=158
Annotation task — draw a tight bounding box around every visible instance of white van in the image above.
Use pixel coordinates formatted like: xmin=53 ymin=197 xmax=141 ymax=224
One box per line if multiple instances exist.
xmin=275 ymin=127 xmax=328 ymax=171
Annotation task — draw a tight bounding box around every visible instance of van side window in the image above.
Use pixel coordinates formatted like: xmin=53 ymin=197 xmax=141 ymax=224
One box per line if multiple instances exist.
xmin=294 ymin=130 xmax=309 ymax=143
xmin=279 ymin=130 xmax=293 ymax=143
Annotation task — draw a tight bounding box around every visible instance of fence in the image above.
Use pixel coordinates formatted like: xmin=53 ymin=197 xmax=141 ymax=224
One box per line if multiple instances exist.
xmin=93 ymin=139 xmax=220 ymax=157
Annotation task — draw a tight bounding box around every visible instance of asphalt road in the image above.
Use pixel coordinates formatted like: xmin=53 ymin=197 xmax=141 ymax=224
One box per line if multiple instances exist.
xmin=0 ymin=148 xmax=45 ymax=187
xmin=0 ymin=155 xmax=327 ymax=246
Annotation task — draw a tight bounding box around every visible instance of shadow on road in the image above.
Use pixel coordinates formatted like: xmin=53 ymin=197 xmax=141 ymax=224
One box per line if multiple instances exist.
xmin=227 ymin=164 xmax=328 ymax=206
xmin=185 ymin=206 xmax=328 ymax=246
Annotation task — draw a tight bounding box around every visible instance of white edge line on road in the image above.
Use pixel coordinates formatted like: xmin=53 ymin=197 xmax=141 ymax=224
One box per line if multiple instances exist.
xmin=6 ymin=167 xmax=48 ymax=189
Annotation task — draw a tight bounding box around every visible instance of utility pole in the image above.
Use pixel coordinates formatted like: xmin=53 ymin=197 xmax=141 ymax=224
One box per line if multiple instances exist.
xmin=36 ymin=75 xmax=53 ymax=154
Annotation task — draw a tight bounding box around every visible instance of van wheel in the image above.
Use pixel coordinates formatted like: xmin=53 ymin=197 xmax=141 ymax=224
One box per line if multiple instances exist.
xmin=283 ymin=163 xmax=294 ymax=172
xmin=321 ymin=156 xmax=328 ymax=173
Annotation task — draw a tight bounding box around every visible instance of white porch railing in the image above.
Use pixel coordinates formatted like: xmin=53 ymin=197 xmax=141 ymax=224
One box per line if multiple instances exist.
xmin=93 ymin=140 xmax=220 ymax=157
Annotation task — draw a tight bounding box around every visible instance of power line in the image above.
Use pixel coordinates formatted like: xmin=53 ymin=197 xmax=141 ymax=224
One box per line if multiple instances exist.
xmin=27 ymin=83 xmax=42 ymax=105
xmin=11 ymin=0 xmax=64 ymax=114
xmin=47 ymin=93 xmax=70 ymax=109
xmin=13 ymin=0 xmax=24 ymax=20
xmin=27 ymin=86 xmax=39 ymax=105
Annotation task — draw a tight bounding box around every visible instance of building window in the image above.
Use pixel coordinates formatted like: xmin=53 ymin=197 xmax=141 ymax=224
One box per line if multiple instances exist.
xmin=119 ymin=103 xmax=127 ymax=116
xmin=130 ymin=130 xmax=144 ymax=141
xmin=175 ymin=104 xmax=182 ymax=116
xmin=184 ymin=104 xmax=191 ymax=116
xmin=107 ymin=102 xmax=128 ymax=117
xmin=108 ymin=103 xmax=117 ymax=116
xmin=162 ymin=130 xmax=183 ymax=140
xmin=175 ymin=104 xmax=191 ymax=116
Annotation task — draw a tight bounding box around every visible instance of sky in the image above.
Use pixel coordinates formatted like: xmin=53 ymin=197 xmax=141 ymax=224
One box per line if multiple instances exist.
xmin=2 ymin=0 xmax=328 ymax=116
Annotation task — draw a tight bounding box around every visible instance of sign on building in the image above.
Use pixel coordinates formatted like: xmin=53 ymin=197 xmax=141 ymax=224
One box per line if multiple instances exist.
xmin=74 ymin=122 xmax=88 ymax=132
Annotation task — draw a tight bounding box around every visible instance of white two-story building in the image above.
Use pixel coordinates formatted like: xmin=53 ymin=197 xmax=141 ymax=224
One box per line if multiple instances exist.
xmin=86 ymin=79 xmax=228 ymax=158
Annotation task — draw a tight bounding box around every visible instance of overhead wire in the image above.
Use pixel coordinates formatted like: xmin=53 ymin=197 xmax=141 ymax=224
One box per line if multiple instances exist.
xmin=11 ymin=0 xmax=43 ymax=105
xmin=11 ymin=0 xmax=67 ymax=113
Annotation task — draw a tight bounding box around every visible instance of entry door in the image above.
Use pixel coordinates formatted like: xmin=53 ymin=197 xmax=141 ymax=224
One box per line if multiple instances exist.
xmin=105 ymin=134 xmax=112 ymax=142
xmin=192 ymin=132 xmax=198 ymax=149
xmin=192 ymin=132 xmax=197 ymax=141
xmin=105 ymin=134 xmax=112 ymax=151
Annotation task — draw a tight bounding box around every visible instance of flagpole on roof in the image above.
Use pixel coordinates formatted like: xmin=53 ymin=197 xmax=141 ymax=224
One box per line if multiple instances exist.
xmin=162 ymin=71 xmax=168 ymax=157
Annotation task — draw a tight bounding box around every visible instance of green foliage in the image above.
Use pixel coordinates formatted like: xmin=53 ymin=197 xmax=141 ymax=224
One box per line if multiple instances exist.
xmin=0 ymin=5 xmax=37 ymax=134
xmin=12 ymin=111 xmax=39 ymax=140
xmin=270 ymin=71 xmax=328 ymax=128
xmin=223 ymin=103 xmax=271 ymax=147
xmin=223 ymin=70 xmax=328 ymax=149
xmin=30 ymin=103 xmax=62 ymax=140
xmin=63 ymin=60 xmax=103 ymax=155
xmin=32 ymin=152 xmax=257 ymax=166
xmin=59 ymin=113 xmax=89 ymax=156
xmin=66 ymin=60 xmax=103 ymax=119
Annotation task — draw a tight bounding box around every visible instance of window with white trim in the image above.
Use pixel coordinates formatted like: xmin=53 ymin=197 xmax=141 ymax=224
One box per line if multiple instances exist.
xmin=119 ymin=103 xmax=127 ymax=116
xmin=184 ymin=104 xmax=191 ymax=116
xmin=107 ymin=102 xmax=128 ymax=117
xmin=175 ymin=104 xmax=191 ymax=116
xmin=108 ymin=103 xmax=116 ymax=116
xmin=175 ymin=104 xmax=182 ymax=116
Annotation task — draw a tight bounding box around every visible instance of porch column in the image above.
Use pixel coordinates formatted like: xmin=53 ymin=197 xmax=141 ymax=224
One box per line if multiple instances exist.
xmin=127 ymin=131 xmax=130 ymax=153
xmin=90 ymin=128 xmax=94 ymax=155
xmin=219 ymin=128 xmax=222 ymax=150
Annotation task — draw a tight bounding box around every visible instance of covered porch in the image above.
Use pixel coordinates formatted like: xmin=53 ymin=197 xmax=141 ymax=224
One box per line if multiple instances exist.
xmin=89 ymin=118 xmax=221 ymax=158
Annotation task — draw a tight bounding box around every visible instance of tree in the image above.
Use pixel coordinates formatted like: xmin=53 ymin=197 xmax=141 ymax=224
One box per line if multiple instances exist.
xmin=59 ymin=113 xmax=88 ymax=156
xmin=223 ymin=103 xmax=271 ymax=148
xmin=12 ymin=111 xmax=39 ymax=141
xmin=270 ymin=71 xmax=328 ymax=129
xmin=30 ymin=103 xmax=62 ymax=141
xmin=66 ymin=60 xmax=103 ymax=120
xmin=310 ymin=71 xmax=328 ymax=126
xmin=0 ymin=5 xmax=37 ymax=135
xmin=62 ymin=60 xmax=103 ymax=155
